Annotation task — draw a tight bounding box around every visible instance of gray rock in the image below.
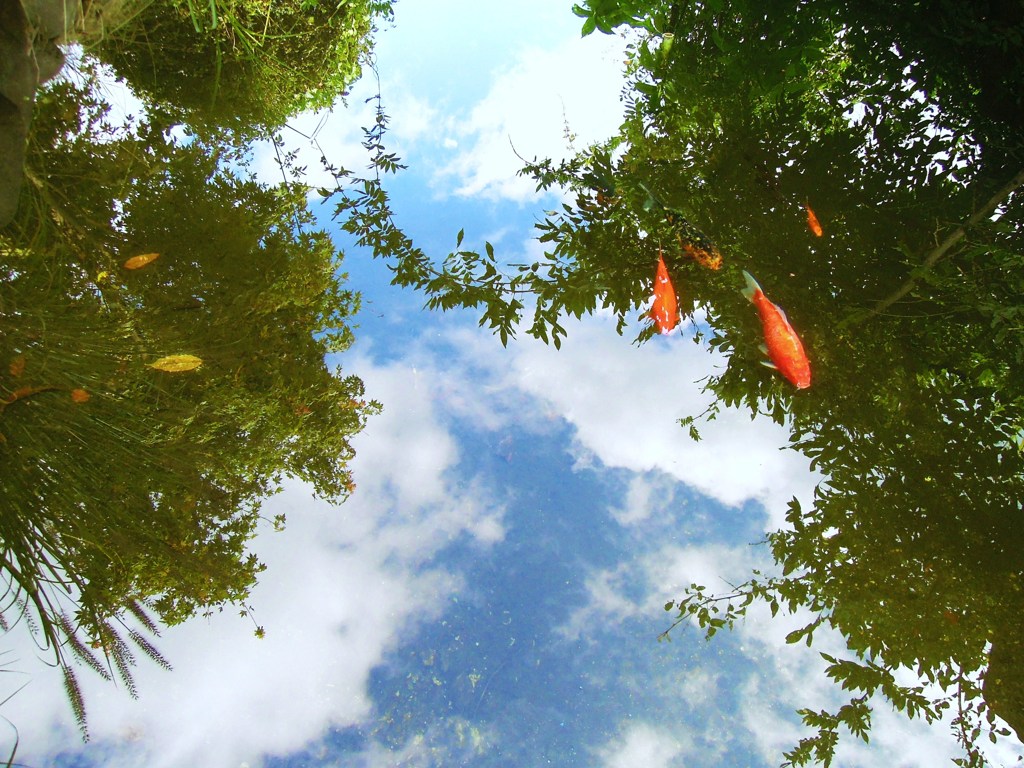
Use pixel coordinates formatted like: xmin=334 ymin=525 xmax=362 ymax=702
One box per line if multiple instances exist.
xmin=0 ymin=0 xmax=78 ymax=227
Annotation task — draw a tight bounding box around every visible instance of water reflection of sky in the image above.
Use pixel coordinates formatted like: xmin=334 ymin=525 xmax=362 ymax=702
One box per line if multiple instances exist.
xmin=286 ymin=430 xmax=779 ymax=768
xmin=12 ymin=1 xmax=1024 ymax=766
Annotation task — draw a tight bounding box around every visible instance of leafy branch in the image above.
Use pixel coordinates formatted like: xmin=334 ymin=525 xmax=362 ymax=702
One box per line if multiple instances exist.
xmin=660 ymin=565 xmax=1012 ymax=767
xmin=318 ymin=86 xmax=643 ymax=348
xmin=857 ymin=167 xmax=1024 ymax=322
xmin=319 ymin=93 xmax=733 ymax=350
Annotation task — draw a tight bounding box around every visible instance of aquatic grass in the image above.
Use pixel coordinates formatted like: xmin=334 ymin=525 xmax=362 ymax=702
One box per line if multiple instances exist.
xmin=0 ymin=651 xmax=29 ymax=768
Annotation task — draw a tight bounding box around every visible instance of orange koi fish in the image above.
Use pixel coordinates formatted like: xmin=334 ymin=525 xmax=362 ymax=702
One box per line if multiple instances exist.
xmin=651 ymin=248 xmax=679 ymax=334
xmin=681 ymin=240 xmax=723 ymax=270
xmin=742 ymin=271 xmax=811 ymax=389
xmin=804 ymin=202 xmax=823 ymax=237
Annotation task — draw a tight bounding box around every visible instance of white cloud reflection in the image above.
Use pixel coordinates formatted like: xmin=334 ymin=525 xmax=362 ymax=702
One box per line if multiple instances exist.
xmin=434 ymin=315 xmax=819 ymax=525
xmin=596 ymin=722 xmax=692 ymax=768
xmin=433 ymin=34 xmax=629 ymax=202
xmin=10 ymin=353 xmax=505 ymax=768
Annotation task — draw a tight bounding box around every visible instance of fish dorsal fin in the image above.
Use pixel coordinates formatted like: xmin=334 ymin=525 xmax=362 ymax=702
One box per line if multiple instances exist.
xmin=741 ymin=270 xmax=760 ymax=302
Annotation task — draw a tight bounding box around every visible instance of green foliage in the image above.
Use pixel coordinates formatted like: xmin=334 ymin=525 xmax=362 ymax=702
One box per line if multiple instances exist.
xmin=86 ymin=0 xmax=393 ymax=133
xmin=326 ymin=94 xmax=724 ymax=349
xmin=0 ymin=74 xmax=377 ymax=733
xmin=571 ymin=0 xmax=662 ymax=36
xmin=549 ymin=8 xmax=1023 ymax=763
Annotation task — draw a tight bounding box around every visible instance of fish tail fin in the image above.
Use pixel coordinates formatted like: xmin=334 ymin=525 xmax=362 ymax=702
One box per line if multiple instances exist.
xmin=741 ymin=270 xmax=761 ymax=302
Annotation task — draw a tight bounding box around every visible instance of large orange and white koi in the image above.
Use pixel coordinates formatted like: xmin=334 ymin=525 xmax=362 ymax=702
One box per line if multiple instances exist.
xmin=742 ymin=271 xmax=811 ymax=389
xmin=651 ymin=248 xmax=679 ymax=334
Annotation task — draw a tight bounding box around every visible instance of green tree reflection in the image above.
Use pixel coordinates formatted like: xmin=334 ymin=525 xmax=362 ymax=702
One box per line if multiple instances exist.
xmin=1 ymin=0 xmax=388 ymax=736
xmin=332 ymin=1 xmax=1024 ymax=764
xmin=88 ymin=0 xmax=391 ymax=134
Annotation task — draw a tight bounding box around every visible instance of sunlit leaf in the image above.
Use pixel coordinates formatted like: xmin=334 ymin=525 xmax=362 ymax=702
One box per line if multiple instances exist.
xmin=148 ymin=354 xmax=203 ymax=372
xmin=122 ymin=253 xmax=160 ymax=270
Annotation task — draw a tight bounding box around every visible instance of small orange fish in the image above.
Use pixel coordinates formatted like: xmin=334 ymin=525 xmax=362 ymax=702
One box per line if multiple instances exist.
xmin=804 ymin=202 xmax=823 ymax=237
xmin=742 ymin=271 xmax=811 ymax=389
xmin=651 ymin=248 xmax=679 ymax=334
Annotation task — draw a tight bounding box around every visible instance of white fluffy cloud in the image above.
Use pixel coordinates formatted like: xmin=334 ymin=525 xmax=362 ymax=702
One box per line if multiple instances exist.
xmin=250 ymin=0 xmax=629 ymax=205
xmin=596 ymin=722 xmax=693 ymax=768
xmin=9 ymin=353 xmax=504 ymax=768
xmin=435 ymin=315 xmax=819 ymax=524
xmin=608 ymin=473 xmax=682 ymax=527
xmin=434 ymin=33 xmax=629 ymax=202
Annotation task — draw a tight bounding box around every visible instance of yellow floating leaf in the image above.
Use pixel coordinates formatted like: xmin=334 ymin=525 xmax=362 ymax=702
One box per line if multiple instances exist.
xmin=149 ymin=354 xmax=203 ymax=372
xmin=9 ymin=355 xmax=25 ymax=378
xmin=96 ymin=270 xmax=109 ymax=283
xmin=123 ymin=252 xmax=160 ymax=270
xmin=70 ymin=388 xmax=90 ymax=403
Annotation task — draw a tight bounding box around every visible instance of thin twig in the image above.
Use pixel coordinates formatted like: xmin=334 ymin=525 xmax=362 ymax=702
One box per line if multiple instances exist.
xmin=863 ymin=167 xmax=1024 ymax=321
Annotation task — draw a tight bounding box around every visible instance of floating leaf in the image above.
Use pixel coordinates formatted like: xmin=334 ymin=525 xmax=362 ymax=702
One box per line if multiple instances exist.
xmin=9 ymin=355 xmax=25 ymax=378
xmin=148 ymin=354 xmax=203 ymax=372
xmin=96 ymin=270 xmax=110 ymax=283
xmin=70 ymin=388 xmax=91 ymax=403
xmin=123 ymin=253 xmax=160 ymax=270
xmin=1 ymin=385 xmax=58 ymax=407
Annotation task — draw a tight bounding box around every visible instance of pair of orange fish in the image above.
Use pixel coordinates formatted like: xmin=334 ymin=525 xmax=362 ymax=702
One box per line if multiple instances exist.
xmin=651 ymin=230 xmax=723 ymax=336
xmin=650 ymin=255 xmax=811 ymax=390
xmin=650 ymin=235 xmax=724 ymax=335
xmin=753 ymin=201 xmax=816 ymax=387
